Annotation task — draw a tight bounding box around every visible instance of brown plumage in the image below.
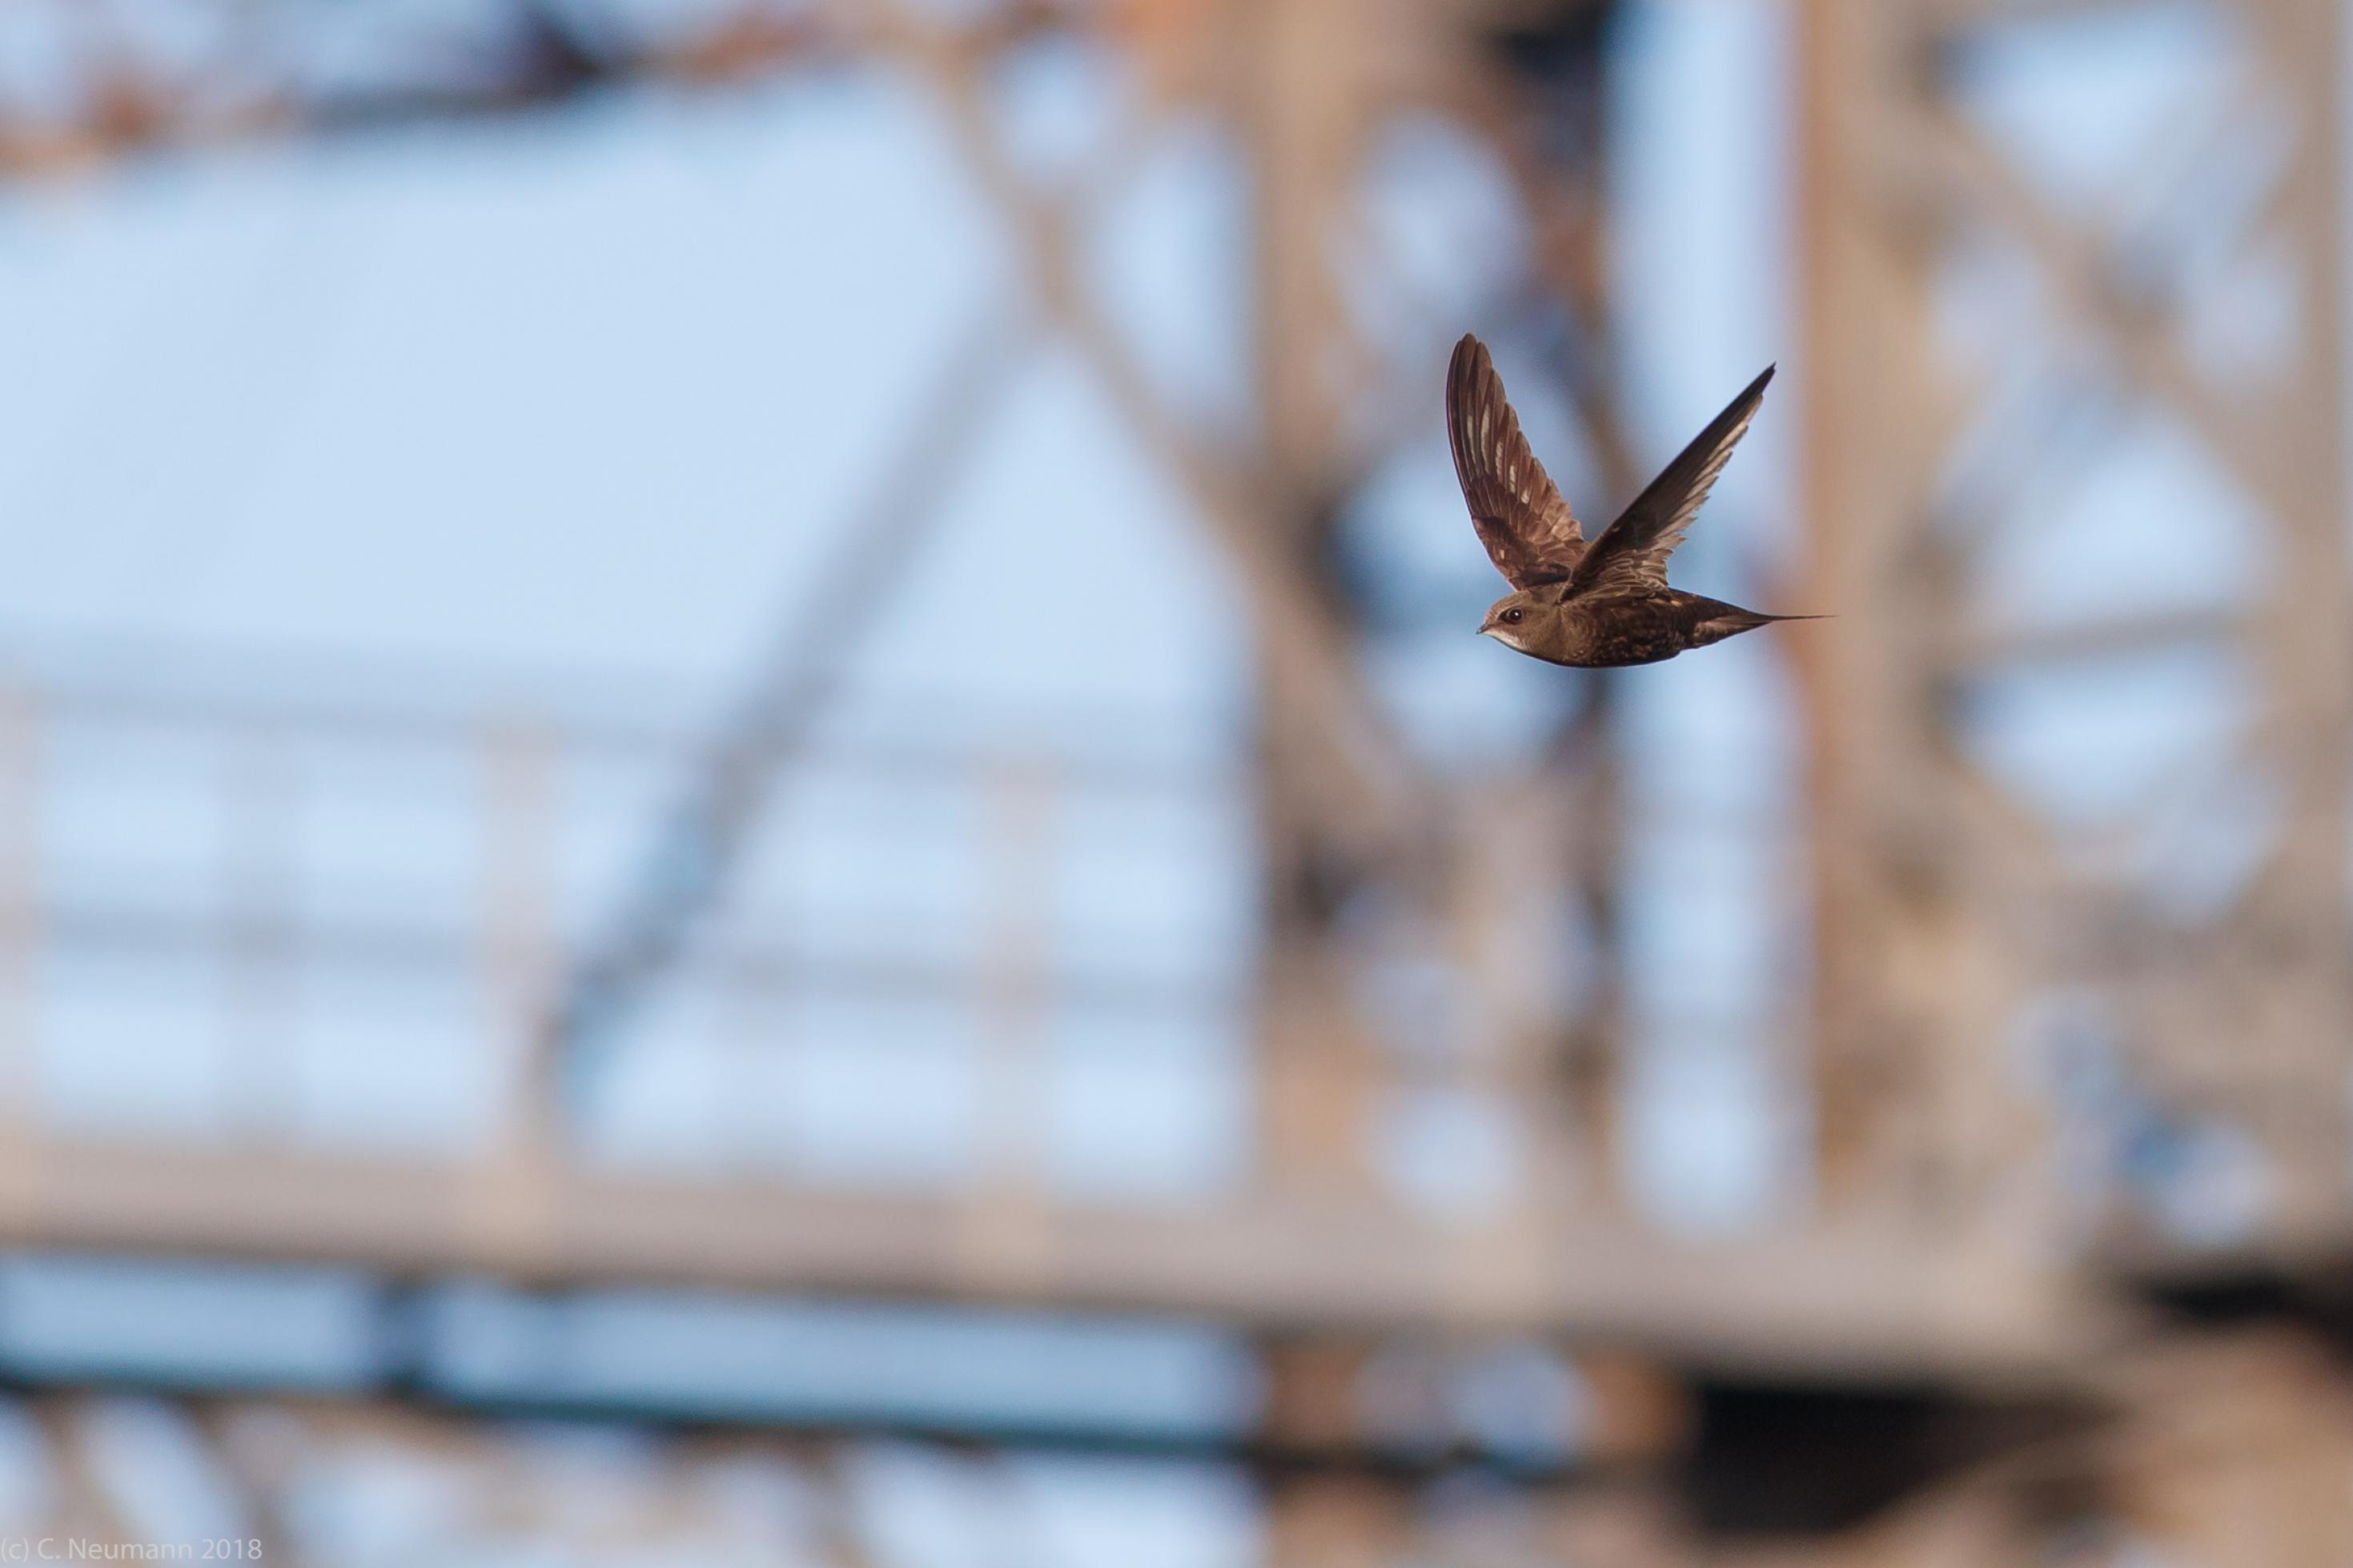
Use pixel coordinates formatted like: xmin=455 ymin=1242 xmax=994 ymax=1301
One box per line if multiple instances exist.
xmin=1446 ymin=335 xmax=1817 ymax=668
xmin=1446 ymin=336 xmax=1587 ymax=589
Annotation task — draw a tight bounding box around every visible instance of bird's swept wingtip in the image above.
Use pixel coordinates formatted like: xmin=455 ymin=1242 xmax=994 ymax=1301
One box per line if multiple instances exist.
xmin=1448 ymin=334 xmax=1490 ymax=399
xmin=1721 ymin=362 xmax=1776 ymax=413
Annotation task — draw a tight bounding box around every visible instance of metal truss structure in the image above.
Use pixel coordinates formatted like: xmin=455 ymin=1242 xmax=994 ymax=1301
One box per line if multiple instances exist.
xmin=0 ymin=0 xmax=2347 ymax=1563
xmin=1801 ymin=0 xmax=2353 ymax=1260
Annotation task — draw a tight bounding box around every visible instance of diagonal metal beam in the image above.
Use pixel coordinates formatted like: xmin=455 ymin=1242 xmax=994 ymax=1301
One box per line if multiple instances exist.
xmin=854 ymin=0 xmax=1440 ymax=863
xmin=540 ymin=311 xmax=1030 ymax=1113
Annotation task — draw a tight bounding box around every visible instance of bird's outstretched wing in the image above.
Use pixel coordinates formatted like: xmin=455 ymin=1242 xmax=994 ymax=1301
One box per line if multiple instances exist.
xmin=1564 ymin=364 xmax=1774 ymax=600
xmin=1446 ymin=335 xmax=1584 ymax=589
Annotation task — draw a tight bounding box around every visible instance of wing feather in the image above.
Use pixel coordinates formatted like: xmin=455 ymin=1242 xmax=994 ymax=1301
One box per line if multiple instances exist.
xmin=1446 ymin=335 xmax=1584 ymax=590
xmin=1565 ymin=365 xmax=1774 ymax=600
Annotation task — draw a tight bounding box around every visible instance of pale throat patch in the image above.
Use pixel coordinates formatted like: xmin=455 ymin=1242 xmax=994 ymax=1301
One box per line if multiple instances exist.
xmin=1484 ymin=624 xmax=1532 ymax=652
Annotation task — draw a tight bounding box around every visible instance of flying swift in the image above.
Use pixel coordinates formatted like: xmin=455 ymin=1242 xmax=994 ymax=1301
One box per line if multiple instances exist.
xmin=1447 ymin=335 xmax=1817 ymax=668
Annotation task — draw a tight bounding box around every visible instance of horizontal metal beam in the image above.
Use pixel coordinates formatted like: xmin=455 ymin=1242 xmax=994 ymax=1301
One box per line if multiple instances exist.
xmin=0 ymin=0 xmax=1468 ymax=178
xmin=30 ymin=900 xmax=1235 ymax=1016
xmin=0 ymin=1376 xmax=1610 ymax=1488
xmin=0 ymin=1137 xmax=2120 ymax=1386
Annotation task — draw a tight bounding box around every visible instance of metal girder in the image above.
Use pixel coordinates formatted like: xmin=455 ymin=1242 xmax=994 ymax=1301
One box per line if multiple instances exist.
xmin=0 ymin=1137 xmax=2110 ymax=1380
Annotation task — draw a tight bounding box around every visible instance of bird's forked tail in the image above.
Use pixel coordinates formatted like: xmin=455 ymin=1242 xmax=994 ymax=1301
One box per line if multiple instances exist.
xmin=1692 ymin=605 xmax=1830 ymax=648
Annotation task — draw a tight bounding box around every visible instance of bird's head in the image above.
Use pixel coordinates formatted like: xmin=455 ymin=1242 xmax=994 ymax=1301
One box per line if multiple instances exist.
xmin=1478 ymin=592 xmax=1540 ymax=651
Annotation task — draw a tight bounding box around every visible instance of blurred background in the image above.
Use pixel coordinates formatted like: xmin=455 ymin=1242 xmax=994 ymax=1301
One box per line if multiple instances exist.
xmin=0 ymin=0 xmax=2343 ymax=1562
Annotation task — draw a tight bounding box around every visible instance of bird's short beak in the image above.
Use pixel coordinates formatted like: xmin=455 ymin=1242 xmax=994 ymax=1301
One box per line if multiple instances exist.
xmin=1476 ymin=623 xmax=1499 ymax=640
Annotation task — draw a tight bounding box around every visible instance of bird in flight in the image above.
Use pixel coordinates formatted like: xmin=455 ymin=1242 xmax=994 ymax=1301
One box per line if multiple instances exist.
xmin=1447 ymin=335 xmax=1817 ymax=668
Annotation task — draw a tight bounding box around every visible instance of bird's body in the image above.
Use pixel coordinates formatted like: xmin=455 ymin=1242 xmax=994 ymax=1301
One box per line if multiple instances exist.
xmin=1446 ymin=335 xmax=1815 ymax=667
xmin=1482 ymin=588 xmax=1800 ymax=668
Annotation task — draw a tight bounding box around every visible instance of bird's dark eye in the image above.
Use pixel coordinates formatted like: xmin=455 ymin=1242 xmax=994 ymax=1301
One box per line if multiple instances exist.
xmin=1503 ymin=608 xmax=1524 ymax=624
